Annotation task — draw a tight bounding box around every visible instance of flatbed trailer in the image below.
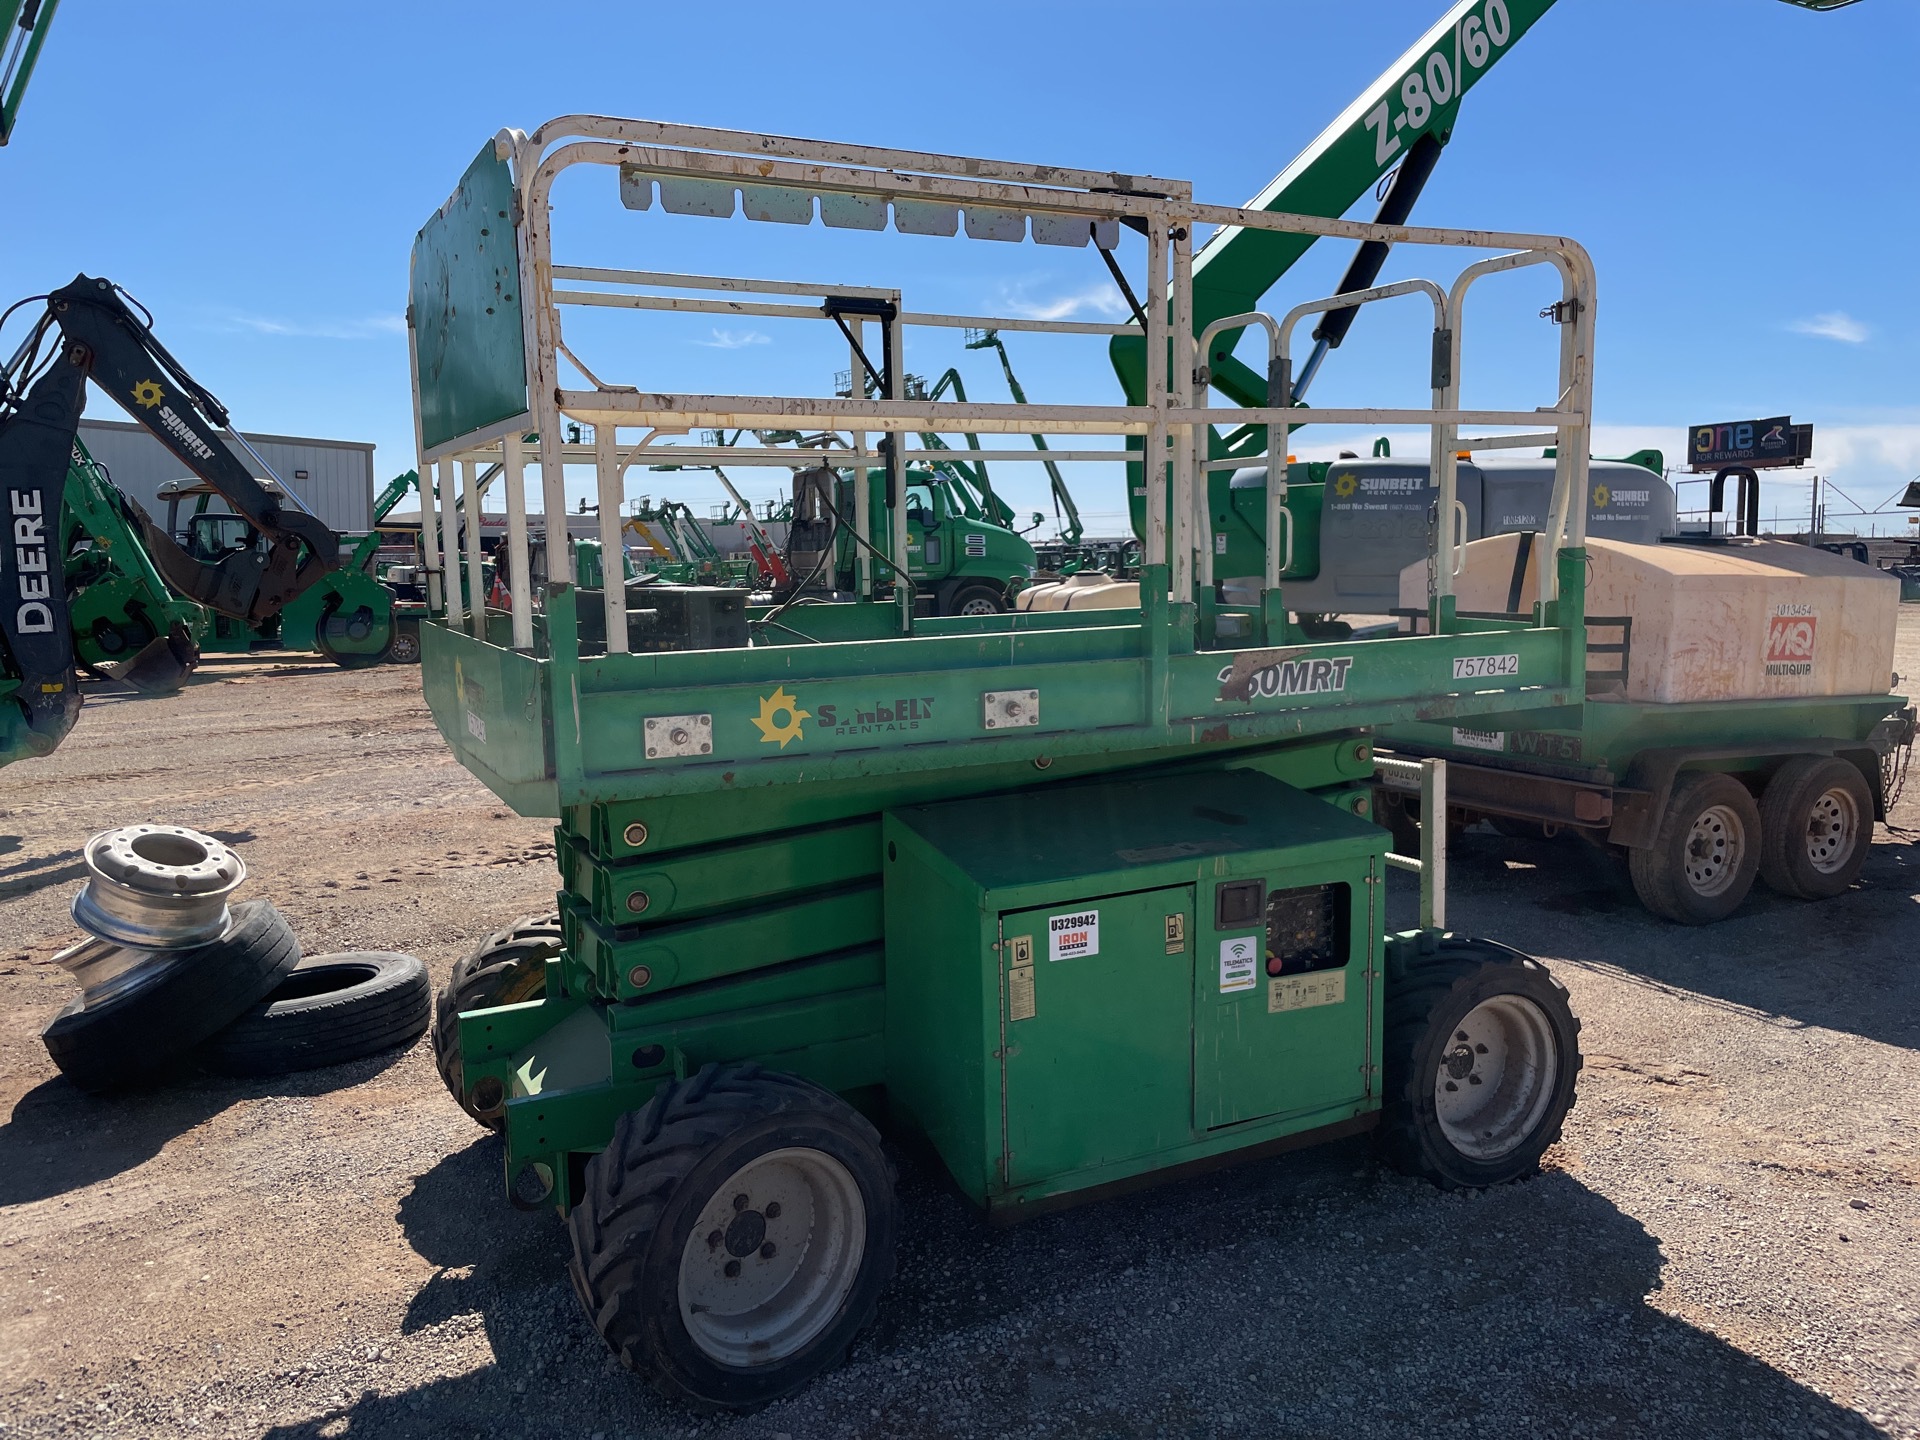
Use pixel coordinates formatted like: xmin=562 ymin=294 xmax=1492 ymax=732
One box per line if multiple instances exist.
xmin=1380 ymin=690 xmax=1915 ymax=922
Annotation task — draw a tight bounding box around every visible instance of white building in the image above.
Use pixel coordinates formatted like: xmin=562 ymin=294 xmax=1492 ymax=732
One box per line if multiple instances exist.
xmin=75 ymin=418 xmax=377 ymax=533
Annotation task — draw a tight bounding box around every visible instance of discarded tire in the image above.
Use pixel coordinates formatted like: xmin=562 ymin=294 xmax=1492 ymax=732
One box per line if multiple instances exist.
xmin=198 ymin=951 xmax=431 ymax=1077
xmin=434 ymin=913 xmax=560 ymax=1130
xmin=42 ymin=899 xmax=301 ymax=1092
xmin=568 ymin=1062 xmax=898 ymax=1412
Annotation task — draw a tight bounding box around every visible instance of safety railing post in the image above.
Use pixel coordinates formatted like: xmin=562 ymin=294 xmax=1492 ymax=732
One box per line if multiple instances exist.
xmin=501 ymin=433 xmax=534 ymax=651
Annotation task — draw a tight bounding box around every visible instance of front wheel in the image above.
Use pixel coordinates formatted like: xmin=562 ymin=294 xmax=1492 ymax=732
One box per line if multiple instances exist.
xmin=943 ymin=581 xmax=1007 ymax=617
xmin=567 ymin=1063 xmax=897 ymax=1412
xmin=432 ymin=913 xmax=559 ymax=1130
xmin=1379 ymin=936 xmax=1581 ymax=1190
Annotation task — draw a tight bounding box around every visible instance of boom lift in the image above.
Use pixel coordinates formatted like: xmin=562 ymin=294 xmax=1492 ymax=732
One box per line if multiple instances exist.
xmin=0 ymin=276 xmax=339 ymax=763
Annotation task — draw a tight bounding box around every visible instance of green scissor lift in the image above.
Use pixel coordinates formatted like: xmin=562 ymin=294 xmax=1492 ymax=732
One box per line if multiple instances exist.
xmin=413 ymin=108 xmax=1594 ymax=1410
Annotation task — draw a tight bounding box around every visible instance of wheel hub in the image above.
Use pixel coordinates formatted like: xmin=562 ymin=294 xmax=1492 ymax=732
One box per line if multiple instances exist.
xmin=1681 ymin=803 xmax=1745 ymax=896
xmin=678 ymin=1147 xmax=865 ymax=1368
xmin=1433 ymin=995 xmax=1559 ymax=1162
xmin=724 ymin=1206 xmax=768 ymax=1258
xmin=1804 ymin=788 xmax=1858 ymax=873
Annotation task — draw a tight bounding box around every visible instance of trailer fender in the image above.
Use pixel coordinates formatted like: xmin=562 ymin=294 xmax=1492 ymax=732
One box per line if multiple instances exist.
xmin=1613 ymin=739 xmax=1891 ymax=849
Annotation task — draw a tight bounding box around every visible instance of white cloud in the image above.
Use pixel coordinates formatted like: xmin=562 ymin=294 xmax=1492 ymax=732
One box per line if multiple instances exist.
xmin=221 ymin=312 xmax=405 ymax=340
xmin=999 ymin=282 xmax=1130 ymax=323
xmin=1789 ymin=311 xmax=1869 ymax=344
xmin=697 ymin=328 xmax=771 ymax=350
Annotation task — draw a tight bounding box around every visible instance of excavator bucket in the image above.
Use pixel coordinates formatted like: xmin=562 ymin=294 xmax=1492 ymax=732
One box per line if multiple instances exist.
xmin=100 ymin=622 xmax=200 ymax=695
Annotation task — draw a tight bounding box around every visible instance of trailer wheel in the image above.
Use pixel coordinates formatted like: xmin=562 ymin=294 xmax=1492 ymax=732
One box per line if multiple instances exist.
xmin=567 ymin=1062 xmax=896 ymax=1412
xmin=1379 ymin=936 xmax=1581 ymax=1190
xmin=1759 ymin=756 xmax=1872 ymax=900
xmin=432 ymin=913 xmax=560 ymax=1130
xmin=1628 ymin=771 xmax=1761 ymax=924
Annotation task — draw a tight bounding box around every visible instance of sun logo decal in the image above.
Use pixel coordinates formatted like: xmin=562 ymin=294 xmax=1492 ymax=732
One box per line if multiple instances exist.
xmin=1333 ymin=473 xmax=1358 ymax=498
xmin=750 ymin=687 xmax=811 ymax=748
xmin=1591 ymin=484 xmax=1611 ymax=508
xmin=132 ymin=379 xmax=165 ymax=409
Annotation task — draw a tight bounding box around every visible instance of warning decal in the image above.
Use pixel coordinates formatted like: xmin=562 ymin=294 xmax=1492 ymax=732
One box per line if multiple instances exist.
xmin=1219 ymin=935 xmax=1259 ymax=994
xmin=1048 ymin=910 xmax=1098 ymax=962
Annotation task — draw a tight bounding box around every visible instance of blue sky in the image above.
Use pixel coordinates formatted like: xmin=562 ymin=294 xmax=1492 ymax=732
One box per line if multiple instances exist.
xmin=6 ymin=0 xmax=1916 ymax=536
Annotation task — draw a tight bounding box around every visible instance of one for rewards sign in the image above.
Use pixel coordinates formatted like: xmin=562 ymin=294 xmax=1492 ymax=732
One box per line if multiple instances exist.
xmin=1049 ymin=910 xmax=1098 ymax=961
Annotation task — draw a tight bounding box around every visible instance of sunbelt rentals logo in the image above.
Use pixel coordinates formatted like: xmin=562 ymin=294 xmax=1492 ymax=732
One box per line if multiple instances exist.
xmin=750 ymin=687 xmax=810 ymax=748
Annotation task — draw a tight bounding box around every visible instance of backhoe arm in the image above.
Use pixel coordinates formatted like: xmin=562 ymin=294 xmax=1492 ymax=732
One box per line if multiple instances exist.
xmin=26 ymin=276 xmax=340 ymax=620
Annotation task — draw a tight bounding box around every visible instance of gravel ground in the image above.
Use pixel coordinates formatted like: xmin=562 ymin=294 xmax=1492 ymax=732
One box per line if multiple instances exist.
xmin=0 ymin=617 xmax=1917 ymax=1440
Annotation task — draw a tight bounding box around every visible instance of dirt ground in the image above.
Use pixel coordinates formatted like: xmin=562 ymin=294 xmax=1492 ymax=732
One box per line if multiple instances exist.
xmin=1 ymin=618 xmax=1918 ymax=1440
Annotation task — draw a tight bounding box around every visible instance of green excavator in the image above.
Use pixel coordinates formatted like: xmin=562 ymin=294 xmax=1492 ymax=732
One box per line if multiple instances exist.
xmin=0 ymin=276 xmax=342 ymax=766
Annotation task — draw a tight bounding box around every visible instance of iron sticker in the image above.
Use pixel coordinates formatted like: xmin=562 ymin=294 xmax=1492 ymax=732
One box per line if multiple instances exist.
xmin=1048 ymin=910 xmax=1098 ymax=962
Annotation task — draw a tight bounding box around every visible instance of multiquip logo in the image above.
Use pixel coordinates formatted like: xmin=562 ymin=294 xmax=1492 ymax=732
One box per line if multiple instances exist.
xmin=1764 ymin=608 xmax=1817 ymax=677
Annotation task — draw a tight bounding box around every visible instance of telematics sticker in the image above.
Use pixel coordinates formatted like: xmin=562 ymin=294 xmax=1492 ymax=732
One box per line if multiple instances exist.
xmin=1219 ymin=935 xmax=1259 ymax=993
xmin=1453 ymin=654 xmax=1519 ymax=681
xmin=1049 ymin=910 xmax=1098 ymax=961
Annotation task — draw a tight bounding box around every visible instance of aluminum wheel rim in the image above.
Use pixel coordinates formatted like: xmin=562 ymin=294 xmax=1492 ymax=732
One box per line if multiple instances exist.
xmin=1804 ymin=787 xmax=1860 ymax=875
xmin=677 ymin=1146 xmax=865 ymax=1368
xmin=958 ymin=596 xmax=1000 ymax=616
xmin=1433 ymin=994 xmax=1559 ymax=1162
xmin=389 ymin=632 xmax=420 ymax=663
xmin=1682 ymin=802 xmax=1746 ymax=897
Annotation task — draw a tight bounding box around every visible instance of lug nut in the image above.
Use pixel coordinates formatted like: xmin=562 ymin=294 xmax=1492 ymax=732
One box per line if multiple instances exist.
xmin=764 ymin=1202 xmax=781 ymax=1220
xmin=732 ymin=1193 xmax=749 ymax=1211
xmin=724 ymin=1259 xmax=741 ymax=1278
xmin=760 ymin=1242 xmax=777 ymax=1259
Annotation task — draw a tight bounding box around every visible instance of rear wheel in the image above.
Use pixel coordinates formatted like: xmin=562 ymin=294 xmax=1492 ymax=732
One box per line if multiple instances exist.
xmin=1759 ymin=755 xmax=1872 ymax=900
xmin=1379 ymin=935 xmax=1581 ymax=1189
xmin=1628 ymin=771 xmax=1761 ymax=924
xmin=567 ymin=1063 xmax=896 ymax=1412
xmin=432 ymin=913 xmax=560 ymax=1129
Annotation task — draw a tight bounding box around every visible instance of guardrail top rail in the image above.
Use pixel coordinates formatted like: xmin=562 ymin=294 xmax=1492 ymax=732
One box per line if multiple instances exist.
xmin=408 ymin=116 xmax=1595 ymax=809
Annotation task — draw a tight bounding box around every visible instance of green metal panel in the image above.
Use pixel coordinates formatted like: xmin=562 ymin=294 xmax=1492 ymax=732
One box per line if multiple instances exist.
xmin=562 ymin=884 xmax=881 ymax=1000
xmin=410 ymin=142 xmax=530 ymax=453
xmin=880 ymin=769 xmax=1389 ymax=1209
xmin=1000 ymin=885 xmax=1197 ymax=1187
xmin=1194 ymin=860 xmax=1374 ymax=1130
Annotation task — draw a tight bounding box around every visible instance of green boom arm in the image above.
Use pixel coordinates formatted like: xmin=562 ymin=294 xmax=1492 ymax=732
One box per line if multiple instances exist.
xmin=1110 ymin=0 xmax=1558 ymax=411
